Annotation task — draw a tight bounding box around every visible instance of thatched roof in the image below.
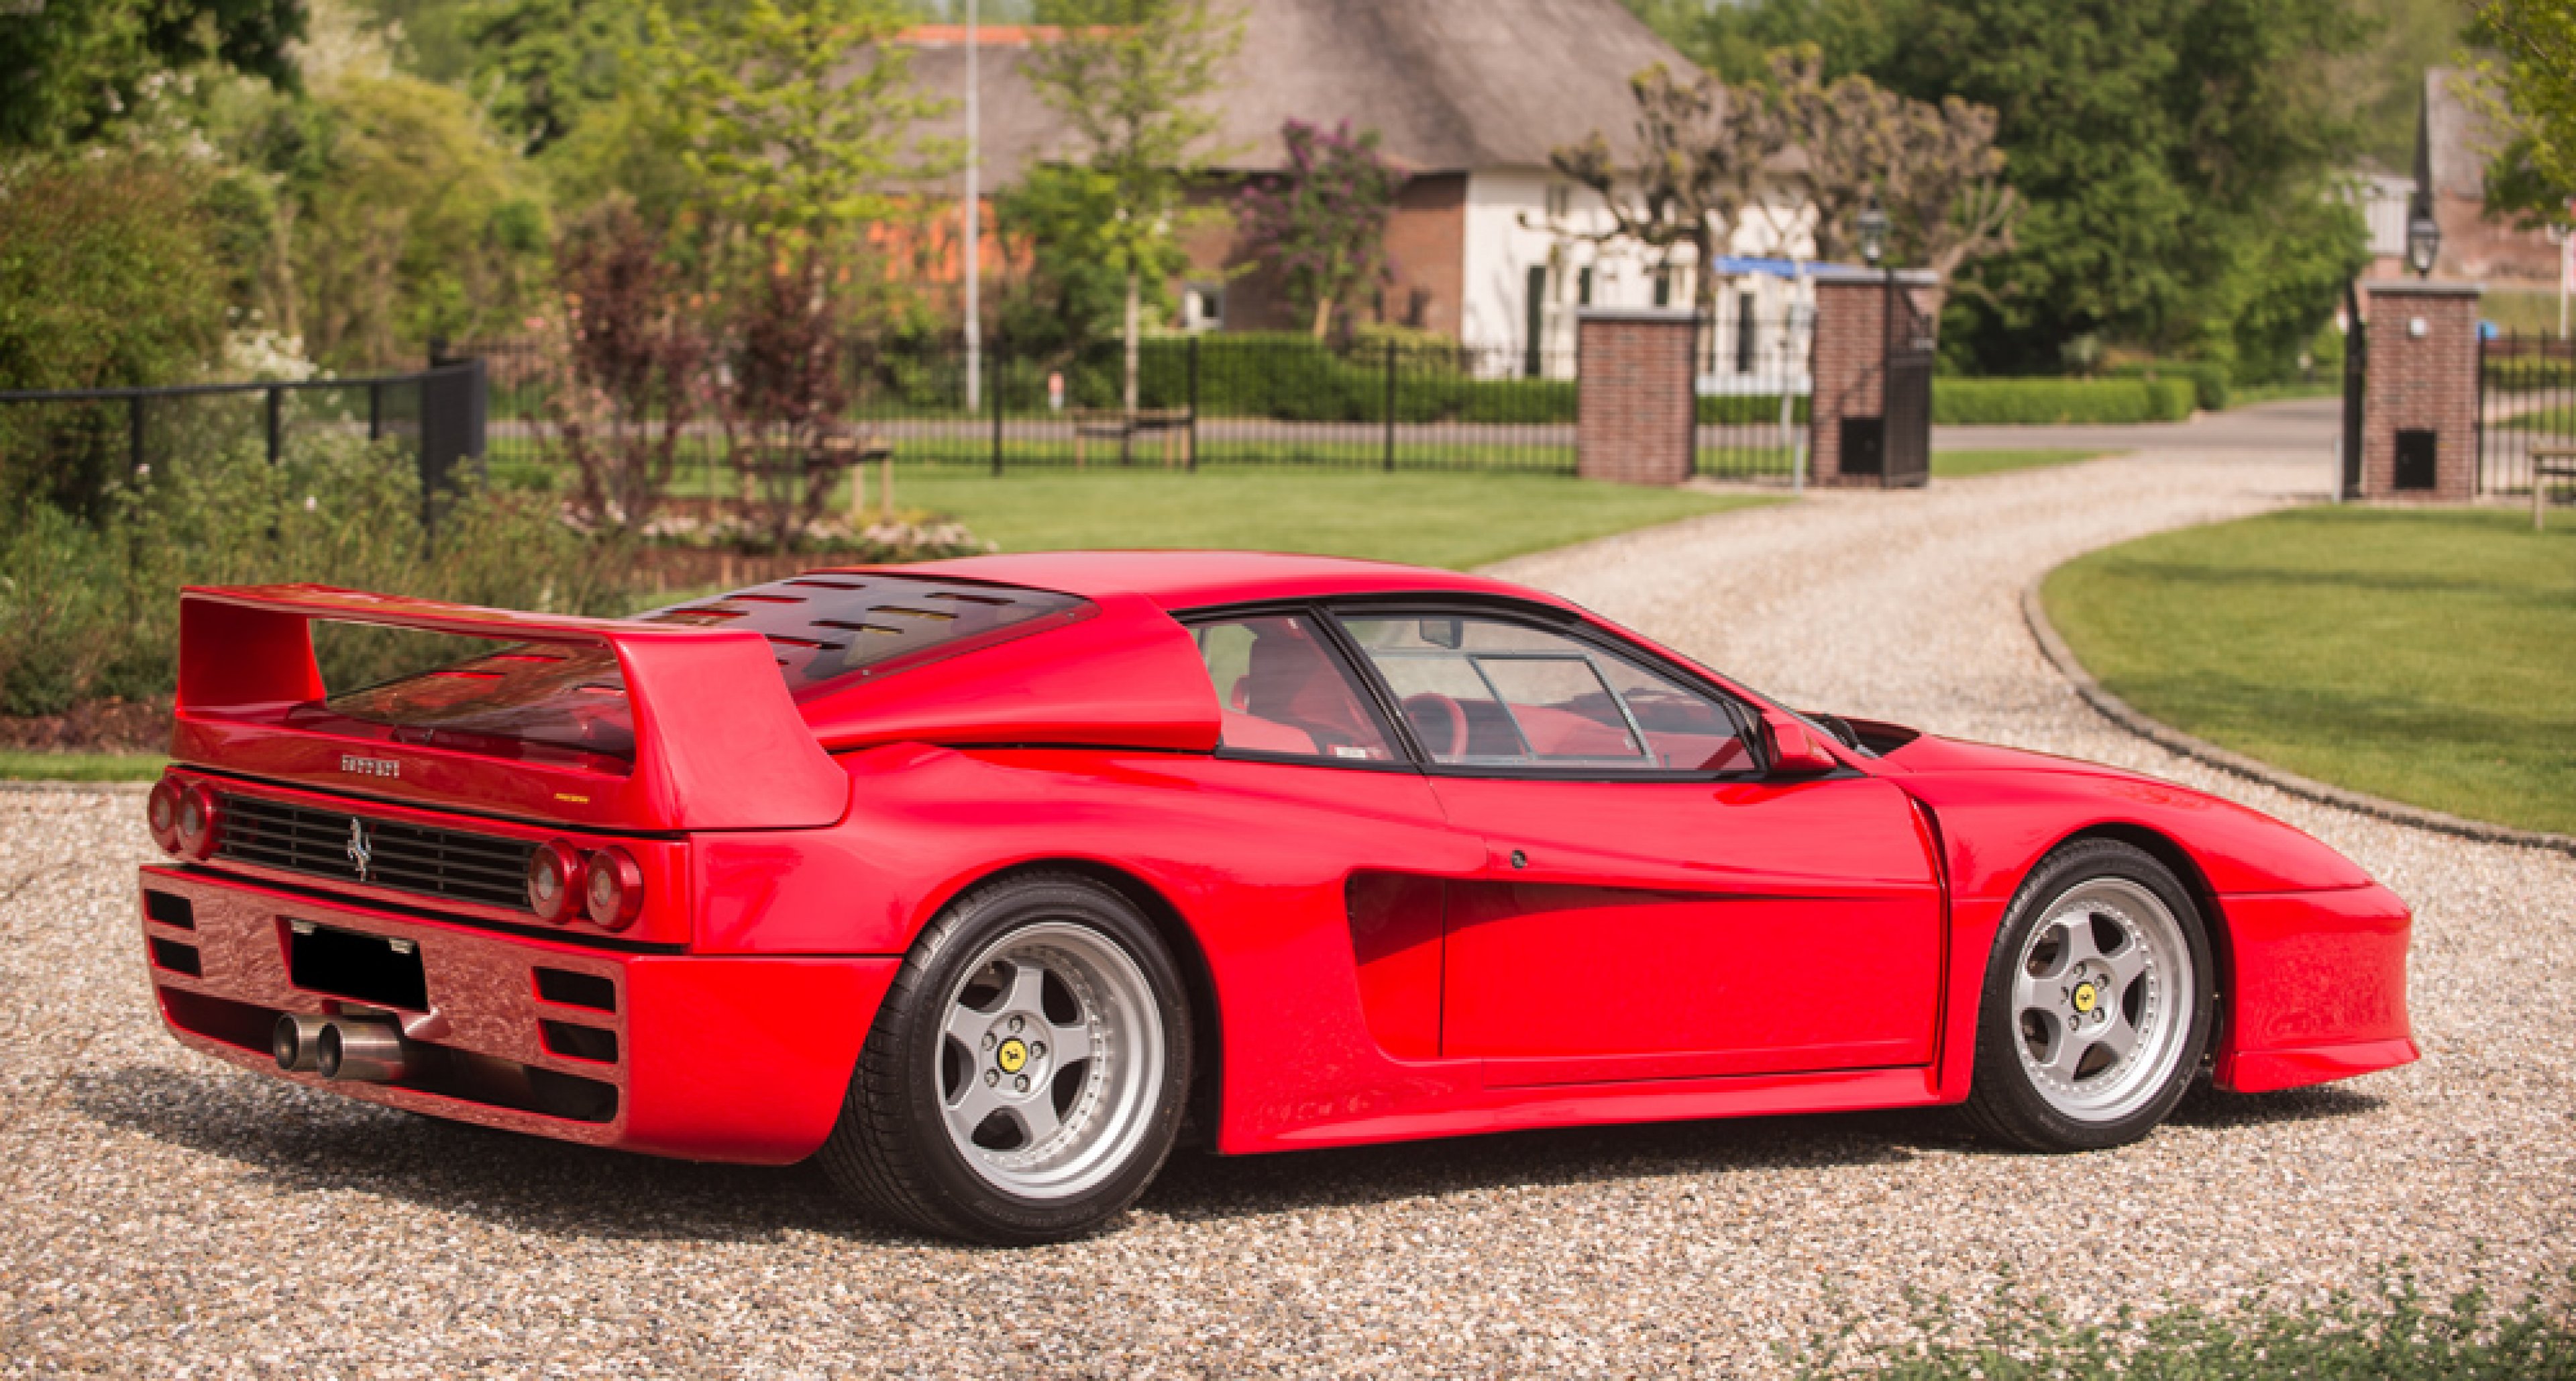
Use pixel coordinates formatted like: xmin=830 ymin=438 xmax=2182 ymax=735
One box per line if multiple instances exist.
xmin=899 ymin=0 xmax=1695 ymax=181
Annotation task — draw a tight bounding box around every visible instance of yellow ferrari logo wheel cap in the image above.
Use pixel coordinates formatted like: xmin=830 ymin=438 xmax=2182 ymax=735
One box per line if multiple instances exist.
xmin=2072 ymin=982 xmax=2099 ymax=1015
xmin=996 ymin=1038 xmax=1028 ymax=1074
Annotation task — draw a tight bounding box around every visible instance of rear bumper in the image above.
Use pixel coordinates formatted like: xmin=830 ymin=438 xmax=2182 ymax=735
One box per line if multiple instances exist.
xmin=138 ymin=865 xmax=896 ymax=1164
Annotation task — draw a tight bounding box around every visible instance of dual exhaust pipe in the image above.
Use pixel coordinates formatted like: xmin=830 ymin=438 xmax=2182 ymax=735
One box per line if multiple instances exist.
xmin=272 ymin=1013 xmax=410 ymax=1083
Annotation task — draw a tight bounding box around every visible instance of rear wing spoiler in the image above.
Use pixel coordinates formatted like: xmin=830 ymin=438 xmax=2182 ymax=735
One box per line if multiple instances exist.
xmin=172 ymin=584 xmax=849 ymax=832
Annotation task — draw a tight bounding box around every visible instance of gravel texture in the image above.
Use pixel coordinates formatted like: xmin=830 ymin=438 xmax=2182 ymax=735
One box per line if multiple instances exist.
xmin=5 ymin=438 xmax=2573 ymax=1377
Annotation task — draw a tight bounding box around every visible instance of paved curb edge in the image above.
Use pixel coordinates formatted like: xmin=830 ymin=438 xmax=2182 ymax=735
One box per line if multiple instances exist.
xmin=2020 ymin=577 xmax=2576 ymax=860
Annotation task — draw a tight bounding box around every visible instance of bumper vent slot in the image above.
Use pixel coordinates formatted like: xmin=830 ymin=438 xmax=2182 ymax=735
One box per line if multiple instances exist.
xmin=150 ymin=937 xmax=203 ymax=977
xmin=535 ymin=967 xmax=617 ymax=1013
xmin=215 ymin=792 xmax=536 ymax=913
xmin=144 ymin=890 xmax=196 ymax=929
xmin=541 ymin=1021 xmax=620 ymax=1064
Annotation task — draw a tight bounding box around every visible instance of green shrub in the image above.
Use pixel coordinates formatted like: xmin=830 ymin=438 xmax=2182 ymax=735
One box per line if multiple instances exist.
xmin=2108 ymin=359 xmax=2231 ymax=411
xmin=1934 ymin=377 xmax=2197 ymax=426
xmin=0 ymin=430 xmax=633 ymax=716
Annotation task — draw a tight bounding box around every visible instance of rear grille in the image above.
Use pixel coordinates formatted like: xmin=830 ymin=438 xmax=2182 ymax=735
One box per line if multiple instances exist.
xmin=214 ymin=792 xmax=535 ymax=913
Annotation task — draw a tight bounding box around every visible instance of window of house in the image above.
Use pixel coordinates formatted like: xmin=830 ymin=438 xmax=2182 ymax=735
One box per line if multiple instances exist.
xmin=1336 ymin=615 xmax=1754 ymax=773
xmin=1546 ymin=183 xmax=1573 ymax=221
xmin=1192 ymin=615 xmax=1397 ymax=763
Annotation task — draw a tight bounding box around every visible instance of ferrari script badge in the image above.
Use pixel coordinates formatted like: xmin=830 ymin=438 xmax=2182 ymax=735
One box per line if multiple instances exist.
xmin=996 ymin=1038 xmax=1028 ymax=1074
xmin=345 ymin=818 xmax=374 ymax=883
xmin=2072 ymin=982 xmax=2099 ymax=1015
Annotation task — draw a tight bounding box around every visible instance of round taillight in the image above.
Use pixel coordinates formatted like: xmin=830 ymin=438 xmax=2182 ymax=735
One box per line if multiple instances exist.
xmin=527 ymin=839 xmax=584 ymax=923
xmin=584 ymin=847 xmax=644 ymax=931
xmin=147 ymin=776 xmax=185 ymax=854
xmin=174 ymin=782 xmax=220 ymax=860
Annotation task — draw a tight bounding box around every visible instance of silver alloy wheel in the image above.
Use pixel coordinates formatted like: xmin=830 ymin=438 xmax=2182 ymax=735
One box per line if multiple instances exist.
xmin=2008 ymin=876 xmax=2196 ymax=1123
xmin=935 ymin=921 xmax=1165 ymax=1202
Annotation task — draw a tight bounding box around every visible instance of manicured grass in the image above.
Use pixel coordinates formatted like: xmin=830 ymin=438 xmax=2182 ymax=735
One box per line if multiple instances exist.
xmin=1932 ymin=448 xmax=2113 ymax=479
xmin=0 ymin=751 xmax=166 ymax=782
xmin=2044 ymin=507 xmax=2576 ymax=835
xmin=872 ymin=468 xmax=1777 ymax=570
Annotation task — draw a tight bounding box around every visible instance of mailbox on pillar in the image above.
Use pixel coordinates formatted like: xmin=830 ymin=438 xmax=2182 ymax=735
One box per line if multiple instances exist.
xmin=2355 ymin=281 xmax=2482 ymax=501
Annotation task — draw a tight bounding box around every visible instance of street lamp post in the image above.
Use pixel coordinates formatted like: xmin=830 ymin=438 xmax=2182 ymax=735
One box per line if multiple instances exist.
xmin=963 ymin=0 xmax=982 ymax=413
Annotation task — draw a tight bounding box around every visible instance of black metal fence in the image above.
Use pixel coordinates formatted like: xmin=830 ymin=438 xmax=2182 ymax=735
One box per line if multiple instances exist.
xmin=1692 ymin=309 xmax=1812 ymax=481
xmin=2477 ymin=331 xmax=2573 ymax=495
xmin=0 ymin=361 xmax=487 ymax=518
xmin=480 ymin=334 xmax=1585 ymax=482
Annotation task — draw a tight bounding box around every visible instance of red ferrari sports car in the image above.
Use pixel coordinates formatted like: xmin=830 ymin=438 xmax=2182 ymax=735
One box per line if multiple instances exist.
xmin=134 ymin=552 xmax=2414 ymax=1243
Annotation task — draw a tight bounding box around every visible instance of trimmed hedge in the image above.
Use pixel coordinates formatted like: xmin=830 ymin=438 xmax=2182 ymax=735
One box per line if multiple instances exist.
xmin=1933 ymin=377 xmax=2196 ymax=426
xmin=2108 ymin=358 xmax=2231 ymax=411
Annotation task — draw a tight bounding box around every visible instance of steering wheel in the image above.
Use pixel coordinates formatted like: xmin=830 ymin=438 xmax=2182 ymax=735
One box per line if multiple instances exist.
xmin=1402 ymin=694 xmax=1469 ymax=759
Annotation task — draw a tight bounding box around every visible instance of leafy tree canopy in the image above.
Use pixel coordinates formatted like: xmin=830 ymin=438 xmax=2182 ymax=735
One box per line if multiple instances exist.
xmin=0 ymin=0 xmax=309 ymax=148
xmin=1626 ymin=0 xmax=2375 ymax=378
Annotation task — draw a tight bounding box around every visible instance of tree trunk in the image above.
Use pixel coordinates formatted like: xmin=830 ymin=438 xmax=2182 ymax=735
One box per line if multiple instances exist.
xmin=1123 ymin=270 xmax=1142 ymax=417
xmin=1310 ymin=296 xmax=1333 ymax=342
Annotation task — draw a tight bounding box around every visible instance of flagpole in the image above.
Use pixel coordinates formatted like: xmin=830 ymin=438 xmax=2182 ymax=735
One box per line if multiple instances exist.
xmin=964 ymin=0 xmax=983 ymax=411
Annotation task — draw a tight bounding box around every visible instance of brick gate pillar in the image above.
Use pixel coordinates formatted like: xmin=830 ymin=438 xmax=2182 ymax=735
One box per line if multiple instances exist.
xmin=1808 ymin=269 xmax=1939 ymax=487
xmin=2358 ymin=281 xmax=2482 ymax=501
xmin=1576 ymin=308 xmax=1698 ymax=486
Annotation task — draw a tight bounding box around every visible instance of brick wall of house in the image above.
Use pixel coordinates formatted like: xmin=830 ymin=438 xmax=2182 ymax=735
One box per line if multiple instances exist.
xmin=2359 ymin=282 xmax=2482 ymax=500
xmin=1576 ymin=309 xmax=1697 ymax=486
xmin=1185 ymin=174 xmax=1469 ymax=336
xmin=1807 ymin=271 xmax=1937 ymax=487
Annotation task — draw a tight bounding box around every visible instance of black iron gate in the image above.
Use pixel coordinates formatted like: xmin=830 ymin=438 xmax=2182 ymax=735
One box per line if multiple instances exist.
xmin=1881 ymin=280 xmax=1935 ymax=487
xmin=2341 ymin=281 xmax=2367 ymax=499
xmin=2475 ymin=329 xmax=2567 ymax=496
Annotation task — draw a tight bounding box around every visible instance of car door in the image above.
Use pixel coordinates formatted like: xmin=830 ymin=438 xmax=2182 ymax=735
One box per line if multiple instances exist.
xmin=1332 ymin=607 xmax=1946 ymax=1086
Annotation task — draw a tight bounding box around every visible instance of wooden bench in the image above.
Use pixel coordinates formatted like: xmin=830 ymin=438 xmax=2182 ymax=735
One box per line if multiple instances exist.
xmin=1067 ymin=408 xmax=1193 ymax=470
xmin=2532 ymin=446 xmax=2576 ymax=533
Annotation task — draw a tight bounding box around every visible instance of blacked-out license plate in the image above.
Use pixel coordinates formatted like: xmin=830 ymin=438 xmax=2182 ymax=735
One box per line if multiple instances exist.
xmin=286 ymin=919 xmax=428 ymax=1011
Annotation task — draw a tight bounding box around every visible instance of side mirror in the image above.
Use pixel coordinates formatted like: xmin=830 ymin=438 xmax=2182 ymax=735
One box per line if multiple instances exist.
xmin=1760 ymin=709 xmax=1841 ymax=776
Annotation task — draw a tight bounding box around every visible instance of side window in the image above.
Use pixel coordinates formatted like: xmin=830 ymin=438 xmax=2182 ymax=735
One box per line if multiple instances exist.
xmin=1337 ymin=615 xmax=1754 ymax=773
xmin=1191 ymin=615 xmax=1399 ymax=763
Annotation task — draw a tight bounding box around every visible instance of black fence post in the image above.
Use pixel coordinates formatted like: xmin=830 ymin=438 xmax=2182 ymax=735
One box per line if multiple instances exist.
xmin=368 ymin=380 xmax=383 ymax=442
xmin=128 ymin=395 xmax=146 ymax=477
xmin=989 ymin=344 xmax=1005 ymax=477
xmin=265 ymin=385 xmax=283 ymax=465
xmin=1187 ymin=334 xmax=1200 ymax=472
xmin=1383 ymin=341 xmax=1398 ymax=472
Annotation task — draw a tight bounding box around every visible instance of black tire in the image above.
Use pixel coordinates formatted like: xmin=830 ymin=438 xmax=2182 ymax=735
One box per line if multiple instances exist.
xmin=818 ymin=873 xmax=1193 ymax=1245
xmin=1961 ymin=839 xmax=2216 ymax=1153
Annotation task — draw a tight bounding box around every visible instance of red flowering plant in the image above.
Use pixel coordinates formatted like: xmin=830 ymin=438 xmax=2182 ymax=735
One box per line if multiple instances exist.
xmin=1234 ymin=119 xmax=1405 ymax=342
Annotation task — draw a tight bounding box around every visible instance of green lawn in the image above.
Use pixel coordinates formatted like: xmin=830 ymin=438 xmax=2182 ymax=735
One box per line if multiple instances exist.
xmin=1933 ymin=448 xmax=2114 ymax=478
xmin=0 ymin=751 xmax=166 ymax=782
xmin=875 ymin=468 xmax=1776 ymax=570
xmin=2045 ymin=507 xmax=2576 ymax=835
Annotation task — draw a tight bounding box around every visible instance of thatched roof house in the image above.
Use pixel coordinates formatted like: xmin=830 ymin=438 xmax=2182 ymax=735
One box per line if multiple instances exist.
xmin=900 ymin=0 xmax=1804 ymax=356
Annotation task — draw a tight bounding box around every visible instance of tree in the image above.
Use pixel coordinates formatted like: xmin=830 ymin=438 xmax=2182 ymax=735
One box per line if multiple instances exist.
xmin=539 ymin=197 xmax=703 ymax=528
xmin=2480 ymin=0 xmax=2576 ymax=196
xmin=0 ymin=0 xmax=307 ymax=149
xmin=1022 ymin=0 xmax=1243 ymax=414
xmin=638 ymin=0 xmax=948 ymax=545
xmin=994 ymin=160 xmax=1172 ymax=354
xmin=269 ymin=73 xmax=551 ymax=367
xmin=1234 ymin=120 xmax=1404 ymax=341
xmin=0 ymin=155 xmax=227 ymax=513
xmin=1753 ymin=50 xmax=2020 ymax=314
xmin=1549 ymin=63 xmax=1790 ymax=319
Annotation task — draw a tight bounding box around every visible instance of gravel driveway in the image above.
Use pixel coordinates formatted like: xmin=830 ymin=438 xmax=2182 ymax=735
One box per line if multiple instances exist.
xmin=6 ymin=433 xmax=2571 ymax=1377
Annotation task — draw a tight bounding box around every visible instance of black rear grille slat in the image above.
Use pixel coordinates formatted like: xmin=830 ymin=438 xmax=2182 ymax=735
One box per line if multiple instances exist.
xmin=213 ymin=792 xmax=537 ymax=913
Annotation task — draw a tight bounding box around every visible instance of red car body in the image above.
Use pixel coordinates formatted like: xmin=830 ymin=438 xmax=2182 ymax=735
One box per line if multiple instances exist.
xmin=136 ymin=552 xmax=2416 ymax=1166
